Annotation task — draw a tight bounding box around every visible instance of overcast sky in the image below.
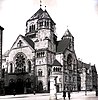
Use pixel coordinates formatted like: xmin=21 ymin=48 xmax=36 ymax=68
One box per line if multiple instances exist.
xmin=0 ymin=0 xmax=98 ymax=71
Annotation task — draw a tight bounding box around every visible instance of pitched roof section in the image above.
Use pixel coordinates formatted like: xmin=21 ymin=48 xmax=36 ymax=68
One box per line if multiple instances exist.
xmin=56 ymin=38 xmax=70 ymax=53
xmin=52 ymin=59 xmax=62 ymax=66
xmin=39 ymin=10 xmax=55 ymax=25
xmin=28 ymin=8 xmax=43 ymax=21
xmin=3 ymin=50 xmax=9 ymax=57
xmin=62 ymin=29 xmax=72 ymax=39
xmin=21 ymin=35 xmax=34 ymax=49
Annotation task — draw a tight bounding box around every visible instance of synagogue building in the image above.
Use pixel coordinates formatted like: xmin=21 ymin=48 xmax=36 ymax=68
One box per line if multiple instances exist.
xmin=1 ymin=5 xmax=97 ymax=95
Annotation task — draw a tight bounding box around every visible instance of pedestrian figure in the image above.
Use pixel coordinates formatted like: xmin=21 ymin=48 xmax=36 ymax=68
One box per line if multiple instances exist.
xmin=13 ymin=89 xmax=16 ymax=96
xmin=33 ymin=90 xmax=36 ymax=95
xmin=63 ymin=90 xmax=66 ymax=100
xmin=68 ymin=91 xmax=70 ymax=100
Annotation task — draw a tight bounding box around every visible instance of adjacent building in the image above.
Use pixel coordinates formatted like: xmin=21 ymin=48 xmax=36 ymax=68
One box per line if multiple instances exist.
xmin=0 ymin=26 xmax=4 ymax=95
xmin=0 ymin=26 xmax=4 ymax=79
xmin=77 ymin=60 xmax=97 ymax=91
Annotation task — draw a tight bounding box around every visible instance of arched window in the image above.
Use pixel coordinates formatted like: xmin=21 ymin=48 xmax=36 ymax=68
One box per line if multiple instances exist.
xmin=67 ymin=54 xmax=72 ymax=70
xmin=60 ymin=68 xmax=61 ymax=71
xmin=10 ymin=63 xmax=13 ymax=73
xmin=37 ymin=52 xmax=45 ymax=58
xmin=48 ymin=69 xmax=51 ymax=76
xmin=53 ymin=67 xmax=55 ymax=72
xmin=29 ymin=24 xmax=35 ymax=32
xmin=29 ymin=26 xmax=32 ymax=32
xmin=56 ymin=67 xmax=57 ymax=72
xmin=28 ymin=61 xmax=31 ymax=73
xmin=39 ymin=22 xmax=43 ymax=27
xmin=38 ymin=69 xmax=42 ymax=76
xmin=17 ymin=40 xmax=23 ymax=47
xmin=32 ymin=25 xmax=35 ymax=30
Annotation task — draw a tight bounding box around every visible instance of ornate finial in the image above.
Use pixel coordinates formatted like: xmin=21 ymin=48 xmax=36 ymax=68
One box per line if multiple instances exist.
xmin=67 ymin=26 xmax=68 ymax=29
xmin=40 ymin=0 xmax=42 ymax=8
xmin=45 ymin=6 xmax=46 ymax=10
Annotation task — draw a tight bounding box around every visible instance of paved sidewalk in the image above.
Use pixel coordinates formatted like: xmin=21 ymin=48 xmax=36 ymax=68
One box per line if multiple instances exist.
xmin=57 ymin=91 xmax=98 ymax=100
xmin=0 ymin=91 xmax=98 ymax=100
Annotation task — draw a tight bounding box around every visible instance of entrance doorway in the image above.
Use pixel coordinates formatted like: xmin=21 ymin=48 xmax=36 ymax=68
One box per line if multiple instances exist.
xmin=15 ymin=79 xmax=24 ymax=94
xmin=48 ymin=81 xmax=50 ymax=92
xmin=9 ymin=79 xmax=15 ymax=94
xmin=25 ymin=78 xmax=31 ymax=93
xmin=38 ymin=81 xmax=43 ymax=92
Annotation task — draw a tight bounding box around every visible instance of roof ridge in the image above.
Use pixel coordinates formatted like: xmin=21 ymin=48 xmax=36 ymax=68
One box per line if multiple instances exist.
xmin=21 ymin=35 xmax=35 ymax=49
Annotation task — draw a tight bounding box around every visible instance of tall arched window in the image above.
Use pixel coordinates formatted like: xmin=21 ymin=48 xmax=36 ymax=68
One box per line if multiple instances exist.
xmin=28 ymin=61 xmax=31 ymax=73
xmin=67 ymin=54 xmax=72 ymax=70
xmin=15 ymin=53 xmax=25 ymax=73
xmin=32 ymin=25 xmax=35 ymax=30
xmin=53 ymin=67 xmax=55 ymax=72
xmin=29 ymin=26 xmax=32 ymax=32
xmin=10 ymin=63 xmax=13 ymax=73
xmin=38 ymin=69 xmax=42 ymax=76
xmin=48 ymin=69 xmax=51 ymax=76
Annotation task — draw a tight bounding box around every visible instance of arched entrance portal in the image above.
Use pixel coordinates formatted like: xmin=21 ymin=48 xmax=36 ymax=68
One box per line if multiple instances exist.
xmin=25 ymin=78 xmax=31 ymax=93
xmin=15 ymin=79 xmax=24 ymax=94
xmin=38 ymin=81 xmax=43 ymax=92
xmin=9 ymin=79 xmax=15 ymax=94
xmin=48 ymin=81 xmax=50 ymax=92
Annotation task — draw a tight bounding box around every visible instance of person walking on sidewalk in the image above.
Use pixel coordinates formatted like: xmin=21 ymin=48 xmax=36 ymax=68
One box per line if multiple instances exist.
xmin=68 ymin=91 xmax=71 ymax=100
xmin=13 ymin=89 xmax=16 ymax=96
xmin=63 ymin=90 xmax=66 ymax=100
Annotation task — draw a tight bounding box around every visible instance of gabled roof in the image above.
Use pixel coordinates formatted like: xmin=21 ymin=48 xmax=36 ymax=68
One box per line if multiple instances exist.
xmin=39 ymin=10 xmax=51 ymax=19
xmin=56 ymin=38 xmax=70 ymax=53
xmin=52 ymin=59 xmax=62 ymax=66
xmin=21 ymin=35 xmax=34 ymax=49
xmin=8 ymin=35 xmax=35 ymax=55
xmin=27 ymin=8 xmax=43 ymax=21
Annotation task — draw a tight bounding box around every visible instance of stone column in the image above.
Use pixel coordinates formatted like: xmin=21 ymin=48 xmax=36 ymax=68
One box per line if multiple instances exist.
xmin=49 ymin=75 xmax=57 ymax=100
xmin=0 ymin=26 xmax=4 ymax=79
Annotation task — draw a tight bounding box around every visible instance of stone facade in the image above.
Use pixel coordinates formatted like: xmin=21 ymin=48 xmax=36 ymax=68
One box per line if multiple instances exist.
xmin=1 ymin=6 xmax=97 ymax=95
xmin=2 ymin=8 xmax=57 ymax=94
xmin=77 ymin=60 xmax=97 ymax=91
